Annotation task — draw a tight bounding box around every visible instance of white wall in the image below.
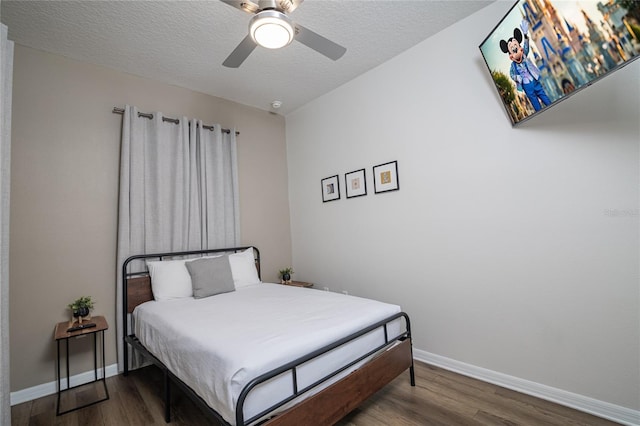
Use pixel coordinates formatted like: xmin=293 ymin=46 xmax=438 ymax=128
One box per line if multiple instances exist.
xmin=286 ymin=1 xmax=639 ymax=413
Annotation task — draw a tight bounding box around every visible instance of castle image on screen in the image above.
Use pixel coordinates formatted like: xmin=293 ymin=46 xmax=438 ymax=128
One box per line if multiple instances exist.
xmin=480 ymin=0 xmax=640 ymax=125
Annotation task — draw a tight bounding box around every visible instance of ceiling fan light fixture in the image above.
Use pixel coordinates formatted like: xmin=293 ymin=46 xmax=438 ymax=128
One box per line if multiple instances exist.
xmin=249 ymin=10 xmax=294 ymax=49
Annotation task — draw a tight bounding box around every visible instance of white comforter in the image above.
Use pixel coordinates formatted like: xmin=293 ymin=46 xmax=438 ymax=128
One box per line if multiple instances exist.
xmin=133 ymin=283 xmax=402 ymax=425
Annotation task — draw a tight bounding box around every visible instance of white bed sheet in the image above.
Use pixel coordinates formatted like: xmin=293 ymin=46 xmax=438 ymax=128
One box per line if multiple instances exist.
xmin=133 ymin=283 xmax=403 ymax=425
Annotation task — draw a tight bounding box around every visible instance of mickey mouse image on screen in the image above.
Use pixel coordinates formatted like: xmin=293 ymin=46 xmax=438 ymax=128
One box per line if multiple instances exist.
xmin=500 ymin=20 xmax=551 ymax=112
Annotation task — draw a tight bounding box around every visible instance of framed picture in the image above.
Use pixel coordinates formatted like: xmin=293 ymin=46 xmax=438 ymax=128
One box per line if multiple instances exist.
xmin=373 ymin=161 xmax=399 ymax=194
xmin=345 ymin=169 xmax=367 ymax=199
xmin=479 ymin=0 xmax=640 ymax=126
xmin=321 ymin=175 xmax=340 ymax=202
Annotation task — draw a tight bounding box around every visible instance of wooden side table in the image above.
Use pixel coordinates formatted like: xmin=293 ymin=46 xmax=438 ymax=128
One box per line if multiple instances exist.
xmin=54 ymin=315 xmax=109 ymax=415
xmin=284 ymin=280 xmax=314 ymax=288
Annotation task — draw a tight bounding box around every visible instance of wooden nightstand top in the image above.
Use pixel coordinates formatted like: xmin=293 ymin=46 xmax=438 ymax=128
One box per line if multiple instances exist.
xmin=54 ymin=315 xmax=108 ymax=340
xmin=285 ymin=281 xmax=314 ymax=288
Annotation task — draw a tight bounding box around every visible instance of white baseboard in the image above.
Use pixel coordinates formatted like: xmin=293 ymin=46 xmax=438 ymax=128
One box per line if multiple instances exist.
xmin=10 ymin=354 xmax=640 ymax=426
xmin=10 ymin=363 xmax=119 ymax=406
xmin=413 ymin=349 xmax=640 ymax=426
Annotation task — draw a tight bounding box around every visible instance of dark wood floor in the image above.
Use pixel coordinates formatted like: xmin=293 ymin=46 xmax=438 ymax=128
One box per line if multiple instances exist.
xmin=12 ymin=361 xmax=620 ymax=425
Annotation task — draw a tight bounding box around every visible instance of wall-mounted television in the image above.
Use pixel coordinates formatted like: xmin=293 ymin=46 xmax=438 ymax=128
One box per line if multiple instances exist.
xmin=480 ymin=0 xmax=640 ymax=126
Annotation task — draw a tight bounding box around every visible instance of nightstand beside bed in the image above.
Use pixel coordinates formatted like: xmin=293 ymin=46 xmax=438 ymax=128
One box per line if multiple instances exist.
xmin=54 ymin=315 xmax=109 ymax=415
xmin=283 ymin=280 xmax=314 ymax=288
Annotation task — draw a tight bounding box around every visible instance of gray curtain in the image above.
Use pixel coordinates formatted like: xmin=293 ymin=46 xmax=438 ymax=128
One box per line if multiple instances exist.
xmin=116 ymin=105 xmax=239 ymax=371
xmin=0 ymin=23 xmax=14 ymax=426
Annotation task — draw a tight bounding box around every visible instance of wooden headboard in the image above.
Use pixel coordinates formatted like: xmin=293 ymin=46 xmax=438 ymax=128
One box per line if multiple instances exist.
xmin=126 ymin=276 xmax=153 ymax=314
xmin=122 ymin=246 xmax=261 ymax=315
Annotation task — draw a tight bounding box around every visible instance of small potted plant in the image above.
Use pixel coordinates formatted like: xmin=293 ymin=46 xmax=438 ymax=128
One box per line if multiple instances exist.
xmin=68 ymin=296 xmax=94 ymax=324
xmin=278 ymin=267 xmax=294 ymax=284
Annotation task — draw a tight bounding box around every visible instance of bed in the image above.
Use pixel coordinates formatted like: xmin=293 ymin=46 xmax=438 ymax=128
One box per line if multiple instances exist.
xmin=122 ymin=246 xmax=415 ymax=425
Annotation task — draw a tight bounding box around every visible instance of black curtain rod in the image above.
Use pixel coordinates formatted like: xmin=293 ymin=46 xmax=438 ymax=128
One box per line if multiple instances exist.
xmin=112 ymin=107 xmax=239 ymax=136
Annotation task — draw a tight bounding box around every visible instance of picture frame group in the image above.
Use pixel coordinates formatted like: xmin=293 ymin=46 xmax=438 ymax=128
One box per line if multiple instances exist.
xmin=322 ymin=161 xmax=399 ymax=203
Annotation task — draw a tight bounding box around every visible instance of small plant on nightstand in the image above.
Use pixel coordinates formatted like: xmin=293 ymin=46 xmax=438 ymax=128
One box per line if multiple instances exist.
xmin=278 ymin=267 xmax=294 ymax=284
xmin=68 ymin=296 xmax=94 ymax=325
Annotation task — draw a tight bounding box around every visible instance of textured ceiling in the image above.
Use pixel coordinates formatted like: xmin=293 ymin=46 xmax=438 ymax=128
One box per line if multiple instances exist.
xmin=1 ymin=0 xmax=493 ymax=115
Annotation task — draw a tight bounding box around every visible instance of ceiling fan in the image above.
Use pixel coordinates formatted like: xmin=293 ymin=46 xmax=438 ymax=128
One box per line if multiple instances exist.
xmin=221 ymin=0 xmax=347 ymax=68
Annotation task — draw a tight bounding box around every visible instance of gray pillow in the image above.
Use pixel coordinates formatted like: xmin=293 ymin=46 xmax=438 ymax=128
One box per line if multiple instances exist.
xmin=185 ymin=256 xmax=235 ymax=299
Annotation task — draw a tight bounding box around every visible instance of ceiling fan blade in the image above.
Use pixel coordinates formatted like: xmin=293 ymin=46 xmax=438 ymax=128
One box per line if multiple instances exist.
xmin=223 ymin=35 xmax=257 ymax=68
xmin=220 ymin=0 xmax=259 ymax=14
xmin=294 ymin=24 xmax=346 ymax=61
xmin=278 ymin=0 xmax=303 ymax=14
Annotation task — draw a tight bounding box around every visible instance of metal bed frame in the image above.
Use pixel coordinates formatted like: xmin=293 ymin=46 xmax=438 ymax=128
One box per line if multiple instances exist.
xmin=122 ymin=246 xmax=415 ymax=425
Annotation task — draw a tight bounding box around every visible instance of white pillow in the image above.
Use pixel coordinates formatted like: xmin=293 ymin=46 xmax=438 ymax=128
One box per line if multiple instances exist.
xmin=228 ymin=247 xmax=261 ymax=289
xmin=147 ymin=259 xmax=193 ymax=301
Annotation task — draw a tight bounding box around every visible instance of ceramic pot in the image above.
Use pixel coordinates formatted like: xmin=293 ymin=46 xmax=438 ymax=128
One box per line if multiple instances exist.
xmin=74 ymin=307 xmax=90 ymax=318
